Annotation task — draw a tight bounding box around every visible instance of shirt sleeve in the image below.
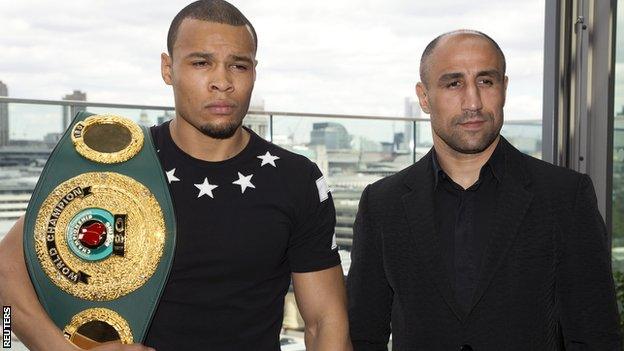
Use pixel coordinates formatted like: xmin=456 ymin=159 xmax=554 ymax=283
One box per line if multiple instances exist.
xmin=287 ymin=161 xmax=341 ymax=273
xmin=558 ymin=174 xmax=622 ymax=349
xmin=347 ymin=185 xmax=392 ymax=350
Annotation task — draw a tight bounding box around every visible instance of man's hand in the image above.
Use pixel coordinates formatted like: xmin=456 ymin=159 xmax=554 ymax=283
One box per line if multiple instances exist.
xmin=0 ymin=217 xmax=158 ymax=351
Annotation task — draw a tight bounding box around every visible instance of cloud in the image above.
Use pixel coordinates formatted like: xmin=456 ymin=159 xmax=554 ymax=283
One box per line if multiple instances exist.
xmin=0 ymin=0 xmax=546 ymax=121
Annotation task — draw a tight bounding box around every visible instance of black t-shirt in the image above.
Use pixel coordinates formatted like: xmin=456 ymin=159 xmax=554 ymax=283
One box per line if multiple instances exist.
xmin=144 ymin=121 xmax=340 ymax=350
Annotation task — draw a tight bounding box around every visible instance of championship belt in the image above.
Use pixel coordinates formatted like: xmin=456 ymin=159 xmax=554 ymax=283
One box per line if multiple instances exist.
xmin=23 ymin=112 xmax=176 ymax=348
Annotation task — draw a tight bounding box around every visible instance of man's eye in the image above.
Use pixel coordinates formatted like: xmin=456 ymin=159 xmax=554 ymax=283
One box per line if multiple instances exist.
xmin=231 ymin=64 xmax=249 ymax=71
xmin=447 ymin=81 xmax=461 ymax=88
xmin=479 ymin=79 xmax=494 ymax=86
xmin=192 ymin=61 xmax=208 ymax=67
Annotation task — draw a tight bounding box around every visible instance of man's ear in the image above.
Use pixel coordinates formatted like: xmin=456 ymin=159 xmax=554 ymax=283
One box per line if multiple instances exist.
xmin=161 ymin=52 xmax=173 ymax=85
xmin=415 ymin=82 xmax=431 ymax=114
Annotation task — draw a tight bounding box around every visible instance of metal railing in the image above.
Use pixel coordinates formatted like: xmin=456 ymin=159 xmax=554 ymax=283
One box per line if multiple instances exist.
xmin=0 ymin=96 xmax=542 ymax=124
xmin=0 ymin=96 xmax=544 ymax=249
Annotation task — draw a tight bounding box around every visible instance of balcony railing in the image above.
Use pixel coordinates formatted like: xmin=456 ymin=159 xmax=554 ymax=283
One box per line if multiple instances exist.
xmin=0 ymin=96 xmax=543 ymax=252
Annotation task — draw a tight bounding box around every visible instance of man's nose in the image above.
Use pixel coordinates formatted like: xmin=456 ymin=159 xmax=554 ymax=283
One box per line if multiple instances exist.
xmin=209 ymin=67 xmax=234 ymax=92
xmin=462 ymin=83 xmax=483 ymax=112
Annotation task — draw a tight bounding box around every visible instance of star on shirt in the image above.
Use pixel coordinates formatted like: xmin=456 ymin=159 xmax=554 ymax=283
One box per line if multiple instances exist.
xmin=166 ymin=168 xmax=180 ymax=184
xmin=232 ymin=172 xmax=255 ymax=193
xmin=194 ymin=178 xmax=218 ymax=198
xmin=257 ymin=151 xmax=280 ymax=167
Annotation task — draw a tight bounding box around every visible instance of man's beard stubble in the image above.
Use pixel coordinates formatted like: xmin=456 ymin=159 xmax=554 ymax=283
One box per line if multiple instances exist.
xmin=435 ymin=111 xmax=502 ymax=154
xmin=199 ymin=119 xmax=243 ymax=139
xmin=196 ymin=100 xmax=250 ymax=139
xmin=176 ymin=109 xmax=245 ymax=140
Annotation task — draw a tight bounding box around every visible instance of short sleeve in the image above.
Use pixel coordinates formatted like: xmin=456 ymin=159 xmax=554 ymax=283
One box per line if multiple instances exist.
xmin=287 ymin=162 xmax=341 ymax=273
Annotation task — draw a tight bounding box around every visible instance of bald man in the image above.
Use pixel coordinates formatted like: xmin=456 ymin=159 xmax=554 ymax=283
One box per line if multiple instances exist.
xmin=347 ymin=30 xmax=621 ymax=351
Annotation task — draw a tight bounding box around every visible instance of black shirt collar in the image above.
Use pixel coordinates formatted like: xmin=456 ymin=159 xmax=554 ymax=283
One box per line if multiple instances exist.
xmin=431 ymin=138 xmax=505 ymax=189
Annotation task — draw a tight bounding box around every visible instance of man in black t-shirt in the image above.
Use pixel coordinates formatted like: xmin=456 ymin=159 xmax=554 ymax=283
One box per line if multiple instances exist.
xmin=144 ymin=123 xmax=344 ymax=350
xmin=0 ymin=1 xmax=351 ymax=350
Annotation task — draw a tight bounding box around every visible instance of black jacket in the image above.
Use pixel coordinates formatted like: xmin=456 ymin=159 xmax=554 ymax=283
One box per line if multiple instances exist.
xmin=347 ymin=137 xmax=621 ymax=351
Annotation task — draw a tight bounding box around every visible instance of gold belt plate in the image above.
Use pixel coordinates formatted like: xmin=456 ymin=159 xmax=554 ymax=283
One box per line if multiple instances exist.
xmin=34 ymin=172 xmax=165 ymax=301
xmin=71 ymin=114 xmax=144 ymax=164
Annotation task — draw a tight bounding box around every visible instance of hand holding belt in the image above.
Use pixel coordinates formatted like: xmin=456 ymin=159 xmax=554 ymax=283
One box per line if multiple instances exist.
xmin=23 ymin=112 xmax=176 ymax=348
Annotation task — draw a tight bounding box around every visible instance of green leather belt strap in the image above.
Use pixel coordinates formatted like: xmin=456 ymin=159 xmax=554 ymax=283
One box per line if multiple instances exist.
xmin=23 ymin=111 xmax=176 ymax=346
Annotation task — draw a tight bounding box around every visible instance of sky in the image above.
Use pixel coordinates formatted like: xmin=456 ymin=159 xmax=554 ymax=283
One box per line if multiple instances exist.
xmin=0 ymin=0 xmax=547 ymax=123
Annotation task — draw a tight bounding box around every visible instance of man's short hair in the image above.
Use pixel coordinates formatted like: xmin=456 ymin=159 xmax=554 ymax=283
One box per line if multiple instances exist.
xmin=419 ymin=29 xmax=506 ymax=86
xmin=167 ymin=0 xmax=258 ymax=56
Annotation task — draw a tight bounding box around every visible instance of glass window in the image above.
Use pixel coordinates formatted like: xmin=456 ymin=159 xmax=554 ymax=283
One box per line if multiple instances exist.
xmin=612 ymin=1 xmax=624 ymax=270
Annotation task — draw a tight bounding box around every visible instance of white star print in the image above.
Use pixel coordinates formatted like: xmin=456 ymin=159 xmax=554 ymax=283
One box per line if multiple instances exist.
xmin=232 ymin=172 xmax=255 ymax=193
xmin=194 ymin=178 xmax=218 ymax=198
xmin=257 ymin=151 xmax=280 ymax=167
xmin=166 ymin=168 xmax=180 ymax=184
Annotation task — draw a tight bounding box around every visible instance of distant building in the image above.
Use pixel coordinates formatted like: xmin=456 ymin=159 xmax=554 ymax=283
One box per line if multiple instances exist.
xmin=615 ymin=106 xmax=624 ymax=162
xmin=244 ymin=115 xmax=269 ymax=139
xmin=62 ymin=90 xmax=87 ymax=131
xmin=244 ymin=99 xmax=268 ymax=138
xmin=138 ymin=110 xmax=152 ymax=127
xmin=351 ymin=135 xmax=382 ymax=152
xmin=404 ymin=97 xmax=421 ymax=118
xmin=310 ymin=122 xmax=351 ymax=150
xmin=393 ymin=132 xmax=405 ymax=151
xmin=501 ymin=122 xmax=542 ymax=158
xmin=404 ymin=96 xmax=434 ymax=151
xmin=43 ymin=132 xmax=62 ymax=146
xmin=0 ymin=81 xmax=8 ymax=147
xmin=403 ymin=97 xmax=422 ymax=150
xmin=157 ymin=111 xmax=174 ymax=125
